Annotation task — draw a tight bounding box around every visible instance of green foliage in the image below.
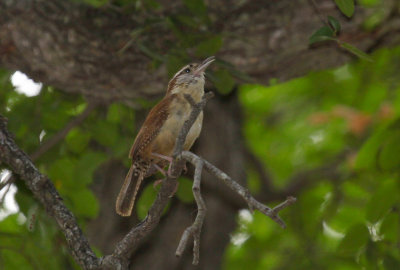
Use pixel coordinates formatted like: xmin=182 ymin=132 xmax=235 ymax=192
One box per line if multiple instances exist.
xmin=334 ymin=0 xmax=355 ymax=17
xmin=225 ymin=46 xmax=400 ymax=269
xmin=339 ymin=41 xmax=374 ymax=62
xmin=309 ymin=26 xmax=335 ymax=44
xmin=136 ymin=183 xmax=170 ymax=219
xmin=0 ymin=71 xmax=135 ymax=268
xmin=176 ymin=177 xmax=195 ymax=203
xmin=328 ymin=16 xmax=341 ymax=34
xmin=310 ymin=15 xmax=374 ymax=62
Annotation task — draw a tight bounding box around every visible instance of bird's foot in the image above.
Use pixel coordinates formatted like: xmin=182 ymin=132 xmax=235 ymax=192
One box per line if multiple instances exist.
xmin=151 ymin=152 xmax=174 ymax=177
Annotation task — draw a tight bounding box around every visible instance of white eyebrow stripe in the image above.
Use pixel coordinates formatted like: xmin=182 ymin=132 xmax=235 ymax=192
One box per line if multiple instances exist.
xmin=171 ymin=65 xmax=191 ymax=80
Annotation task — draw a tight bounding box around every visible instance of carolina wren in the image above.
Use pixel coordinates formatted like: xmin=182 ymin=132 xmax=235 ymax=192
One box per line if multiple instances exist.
xmin=116 ymin=56 xmax=215 ymax=216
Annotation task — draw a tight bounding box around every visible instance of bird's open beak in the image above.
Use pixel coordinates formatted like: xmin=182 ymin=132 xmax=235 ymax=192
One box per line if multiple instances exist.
xmin=194 ymin=56 xmax=215 ymax=76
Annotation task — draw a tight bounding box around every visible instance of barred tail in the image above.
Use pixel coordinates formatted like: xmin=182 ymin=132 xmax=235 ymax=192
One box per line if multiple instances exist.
xmin=116 ymin=161 xmax=149 ymax=216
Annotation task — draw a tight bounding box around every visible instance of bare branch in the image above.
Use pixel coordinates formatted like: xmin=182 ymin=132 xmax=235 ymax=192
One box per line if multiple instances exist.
xmin=182 ymin=151 xmax=296 ymax=229
xmin=172 ymin=92 xmax=214 ymax=159
xmin=0 ymin=115 xmax=99 ymax=270
xmin=175 ymin=157 xmax=206 ymax=265
xmin=101 ymin=93 xmax=214 ymax=268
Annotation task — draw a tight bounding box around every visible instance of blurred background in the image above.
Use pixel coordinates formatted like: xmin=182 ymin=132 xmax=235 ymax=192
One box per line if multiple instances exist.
xmin=0 ymin=0 xmax=400 ymax=269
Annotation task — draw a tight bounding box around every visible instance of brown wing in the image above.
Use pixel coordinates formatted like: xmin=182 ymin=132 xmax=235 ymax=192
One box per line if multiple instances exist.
xmin=129 ymin=94 xmax=176 ymax=159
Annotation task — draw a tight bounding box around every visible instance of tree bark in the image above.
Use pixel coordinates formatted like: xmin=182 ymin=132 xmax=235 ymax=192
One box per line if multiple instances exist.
xmin=1 ymin=0 xmax=399 ymax=102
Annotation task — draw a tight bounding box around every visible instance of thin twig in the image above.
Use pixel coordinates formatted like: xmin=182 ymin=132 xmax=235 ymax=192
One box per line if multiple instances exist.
xmin=175 ymin=158 xmax=206 ymax=265
xmin=182 ymin=151 xmax=296 ymax=228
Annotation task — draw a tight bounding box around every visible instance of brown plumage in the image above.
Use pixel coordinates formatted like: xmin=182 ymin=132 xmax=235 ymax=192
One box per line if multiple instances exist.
xmin=116 ymin=56 xmax=215 ymax=216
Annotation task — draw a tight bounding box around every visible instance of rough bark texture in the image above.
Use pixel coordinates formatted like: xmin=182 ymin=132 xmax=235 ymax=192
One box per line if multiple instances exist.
xmin=1 ymin=0 xmax=399 ymax=102
xmin=1 ymin=0 xmax=400 ymax=269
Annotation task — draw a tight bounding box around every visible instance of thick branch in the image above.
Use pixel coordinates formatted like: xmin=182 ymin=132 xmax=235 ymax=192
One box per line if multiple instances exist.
xmin=2 ymin=0 xmax=399 ymax=101
xmin=0 ymin=115 xmax=99 ymax=270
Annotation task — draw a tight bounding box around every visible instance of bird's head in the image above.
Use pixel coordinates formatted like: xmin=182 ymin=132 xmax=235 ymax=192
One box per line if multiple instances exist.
xmin=167 ymin=56 xmax=215 ymax=95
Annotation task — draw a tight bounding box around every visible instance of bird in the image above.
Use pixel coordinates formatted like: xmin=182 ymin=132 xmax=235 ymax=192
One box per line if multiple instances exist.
xmin=116 ymin=56 xmax=215 ymax=217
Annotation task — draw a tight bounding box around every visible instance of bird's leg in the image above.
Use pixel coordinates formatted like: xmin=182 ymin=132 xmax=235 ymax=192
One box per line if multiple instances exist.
xmin=152 ymin=163 xmax=167 ymax=188
xmin=151 ymin=153 xmax=179 ymax=194
xmin=153 ymin=163 xmax=167 ymax=177
xmin=151 ymin=153 xmax=174 ymax=176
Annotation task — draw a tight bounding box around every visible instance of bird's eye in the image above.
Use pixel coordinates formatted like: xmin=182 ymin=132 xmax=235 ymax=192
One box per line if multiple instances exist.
xmin=184 ymin=68 xmax=190 ymax=73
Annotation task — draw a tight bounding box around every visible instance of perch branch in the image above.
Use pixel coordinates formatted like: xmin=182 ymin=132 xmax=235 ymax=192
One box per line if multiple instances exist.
xmin=174 ymin=92 xmax=296 ymax=263
xmin=172 ymin=92 xmax=214 ymax=159
xmin=182 ymin=151 xmax=296 ymax=228
xmin=0 ymin=115 xmax=99 ymax=270
xmin=173 ymin=151 xmax=296 ymax=263
xmin=175 ymin=157 xmax=205 ymax=265
xmin=101 ymin=92 xmax=214 ymax=268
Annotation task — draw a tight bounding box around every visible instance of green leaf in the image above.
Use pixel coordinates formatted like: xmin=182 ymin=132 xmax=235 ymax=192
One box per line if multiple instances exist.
xmin=136 ymin=184 xmax=158 ymax=220
xmin=0 ymin=214 xmax=23 ymax=233
xmin=338 ymin=223 xmax=369 ymax=255
xmin=366 ymin=179 xmax=398 ymax=223
xmin=48 ymin=157 xmax=76 ymax=187
xmin=107 ymin=104 xmax=122 ymax=124
xmin=75 ymin=151 xmax=106 ymax=185
xmin=340 ymin=42 xmax=374 ymax=62
xmin=136 ymin=184 xmax=170 ymax=220
xmin=66 ymin=128 xmax=91 ymax=153
xmin=1 ymin=249 xmax=34 ymax=270
xmin=182 ymin=0 xmax=207 ymax=17
xmin=92 ymin=121 xmax=118 ymax=147
xmin=380 ymin=213 xmax=399 ymax=242
xmin=355 ymin=120 xmax=393 ymax=169
xmin=196 ymin=36 xmax=223 ymax=57
xmin=211 ymin=69 xmax=235 ymax=95
xmin=328 ymin=16 xmax=341 ymax=33
xmin=309 ymin=26 xmax=336 ymax=45
xmin=176 ymin=177 xmax=194 ymax=203
xmin=68 ymin=188 xmax=99 ymax=218
xmin=377 ymin=130 xmax=400 ymax=171
xmin=335 ymin=0 xmax=355 ymax=18
xmin=384 ymin=255 xmax=400 ymax=270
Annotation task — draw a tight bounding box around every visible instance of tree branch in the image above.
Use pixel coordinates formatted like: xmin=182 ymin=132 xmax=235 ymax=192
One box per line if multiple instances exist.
xmin=0 ymin=90 xmax=295 ymax=269
xmin=174 ymin=151 xmax=296 ymax=263
xmin=0 ymin=115 xmax=99 ymax=270
xmin=100 ymin=92 xmax=214 ymax=268
xmin=175 ymin=156 xmax=205 ymax=264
